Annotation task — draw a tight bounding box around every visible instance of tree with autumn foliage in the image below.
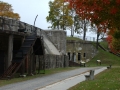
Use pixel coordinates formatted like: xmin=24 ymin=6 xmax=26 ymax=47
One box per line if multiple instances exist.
xmin=65 ymin=0 xmax=120 ymax=29
xmin=106 ymin=30 xmax=120 ymax=55
xmin=65 ymin=0 xmax=120 ymax=51
xmin=0 ymin=1 xmax=20 ymax=19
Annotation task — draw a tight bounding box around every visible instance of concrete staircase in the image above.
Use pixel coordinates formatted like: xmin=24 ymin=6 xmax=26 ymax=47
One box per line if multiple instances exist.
xmin=0 ymin=33 xmax=37 ymax=79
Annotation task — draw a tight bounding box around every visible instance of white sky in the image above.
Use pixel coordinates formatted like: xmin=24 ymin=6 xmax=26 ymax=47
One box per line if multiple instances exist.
xmin=3 ymin=0 xmax=52 ymax=28
xmin=2 ymin=0 xmax=97 ymax=37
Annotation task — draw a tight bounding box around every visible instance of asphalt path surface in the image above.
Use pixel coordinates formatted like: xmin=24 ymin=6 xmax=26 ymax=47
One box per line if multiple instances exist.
xmin=0 ymin=67 xmax=102 ymax=90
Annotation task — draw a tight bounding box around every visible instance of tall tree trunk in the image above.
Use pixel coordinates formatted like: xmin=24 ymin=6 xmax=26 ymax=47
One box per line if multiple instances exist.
xmin=71 ymin=9 xmax=74 ymax=37
xmin=83 ymin=20 xmax=86 ymax=41
xmin=83 ymin=29 xmax=86 ymax=41
xmin=72 ymin=27 xmax=74 ymax=37
xmin=82 ymin=20 xmax=87 ymax=61
xmin=57 ymin=21 xmax=59 ymax=30
xmin=96 ymin=31 xmax=100 ymax=50
xmin=71 ymin=26 xmax=74 ymax=37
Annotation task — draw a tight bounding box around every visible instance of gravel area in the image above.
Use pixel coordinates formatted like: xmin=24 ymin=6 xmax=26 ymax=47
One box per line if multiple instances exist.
xmin=0 ymin=67 xmax=101 ymax=90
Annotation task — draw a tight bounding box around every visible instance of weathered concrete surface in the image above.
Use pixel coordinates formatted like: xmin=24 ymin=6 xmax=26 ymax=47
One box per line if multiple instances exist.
xmin=45 ymin=30 xmax=66 ymax=55
xmin=67 ymin=40 xmax=97 ymax=63
xmin=0 ymin=67 xmax=106 ymax=90
xmin=42 ymin=31 xmax=60 ymax=55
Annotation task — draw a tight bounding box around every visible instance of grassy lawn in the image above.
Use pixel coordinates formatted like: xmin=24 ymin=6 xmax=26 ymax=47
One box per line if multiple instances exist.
xmin=87 ymin=48 xmax=120 ymax=66
xmin=66 ymin=36 xmax=82 ymax=41
xmin=69 ymin=66 xmax=120 ymax=90
xmin=87 ymin=41 xmax=120 ymax=66
xmin=0 ymin=67 xmax=79 ymax=87
xmin=68 ymin=41 xmax=120 ymax=90
xmin=99 ymin=40 xmax=108 ymax=49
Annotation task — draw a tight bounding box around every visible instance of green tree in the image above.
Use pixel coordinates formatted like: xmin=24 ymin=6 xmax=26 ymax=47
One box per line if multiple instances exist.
xmin=74 ymin=15 xmax=91 ymax=41
xmin=46 ymin=0 xmax=73 ymax=30
xmin=47 ymin=0 xmax=95 ymax=38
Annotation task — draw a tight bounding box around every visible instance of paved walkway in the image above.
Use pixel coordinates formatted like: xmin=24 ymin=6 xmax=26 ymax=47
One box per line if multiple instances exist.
xmin=38 ymin=67 xmax=107 ymax=90
xmin=0 ymin=67 xmax=107 ymax=90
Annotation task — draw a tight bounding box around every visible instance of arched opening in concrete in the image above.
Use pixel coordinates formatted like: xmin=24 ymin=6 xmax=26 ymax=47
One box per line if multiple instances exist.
xmin=33 ymin=38 xmax=45 ymax=74
xmin=33 ymin=38 xmax=44 ymax=55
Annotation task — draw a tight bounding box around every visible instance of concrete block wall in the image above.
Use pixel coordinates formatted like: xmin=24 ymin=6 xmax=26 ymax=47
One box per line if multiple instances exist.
xmin=67 ymin=40 xmax=97 ymax=63
xmin=36 ymin=55 xmax=69 ymax=69
xmin=45 ymin=30 xmax=66 ymax=55
xmin=45 ymin=55 xmax=69 ymax=69
xmin=35 ymin=30 xmax=69 ymax=69
xmin=44 ymin=30 xmax=69 ymax=68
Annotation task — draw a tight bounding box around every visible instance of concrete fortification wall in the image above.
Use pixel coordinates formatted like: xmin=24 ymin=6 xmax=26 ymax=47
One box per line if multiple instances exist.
xmin=67 ymin=40 xmax=97 ymax=63
xmin=45 ymin=30 xmax=66 ymax=55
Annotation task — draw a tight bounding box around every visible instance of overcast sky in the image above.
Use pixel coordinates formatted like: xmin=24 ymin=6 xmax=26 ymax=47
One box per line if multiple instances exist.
xmin=2 ymin=0 xmax=97 ymax=38
xmin=3 ymin=0 xmax=52 ymax=28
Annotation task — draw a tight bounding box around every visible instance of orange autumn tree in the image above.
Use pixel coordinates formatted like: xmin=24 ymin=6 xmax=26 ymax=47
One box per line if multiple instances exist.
xmin=65 ymin=0 xmax=120 ymax=52
xmin=0 ymin=1 xmax=20 ymax=19
xmin=65 ymin=0 xmax=120 ymax=30
xmin=106 ymin=30 xmax=120 ymax=55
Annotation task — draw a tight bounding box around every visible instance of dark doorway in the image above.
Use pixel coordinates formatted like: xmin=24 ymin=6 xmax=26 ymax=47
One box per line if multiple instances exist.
xmin=68 ymin=52 xmax=70 ymax=61
xmin=83 ymin=53 xmax=86 ymax=57
xmin=33 ymin=38 xmax=44 ymax=55
xmin=0 ymin=50 xmax=5 ymax=76
xmin=78 ymin=53 xmax=81 ymax=61
xmin=33 ymin=38 xmax=45 ymax=74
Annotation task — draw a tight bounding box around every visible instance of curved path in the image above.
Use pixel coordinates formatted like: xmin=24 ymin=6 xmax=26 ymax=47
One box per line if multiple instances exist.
xmin=0 ymin=67 xmax=106 ymax=90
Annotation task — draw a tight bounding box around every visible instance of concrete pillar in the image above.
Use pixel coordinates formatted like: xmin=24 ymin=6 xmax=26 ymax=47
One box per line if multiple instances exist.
xmin=7 ymin=34 xmax=13 ymax=68
xmin=72 ymin=52 xmax=74 ymax=61
xmin=72 ymin=52 xmax=76 ymax=62
xmin=63 ymin=55 xmax=66 ymax=67
xmin=33 ymin=54 xmax=36 ymax=74
xmin=74 ymin=52 xmax=76 ymax=62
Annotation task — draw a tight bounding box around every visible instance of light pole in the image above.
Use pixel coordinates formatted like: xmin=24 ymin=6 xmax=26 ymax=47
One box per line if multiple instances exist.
xmin=34 ymin=14 xmax=38 ymax=27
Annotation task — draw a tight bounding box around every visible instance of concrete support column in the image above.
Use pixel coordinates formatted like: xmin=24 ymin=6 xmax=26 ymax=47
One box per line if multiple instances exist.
xmin=7 ymin=34 xmax=13 ymax=68
xmin=74 ymin=52 xmax=76 ymax=62
xmin=72 ymin=52 xmax=74 ymax=61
